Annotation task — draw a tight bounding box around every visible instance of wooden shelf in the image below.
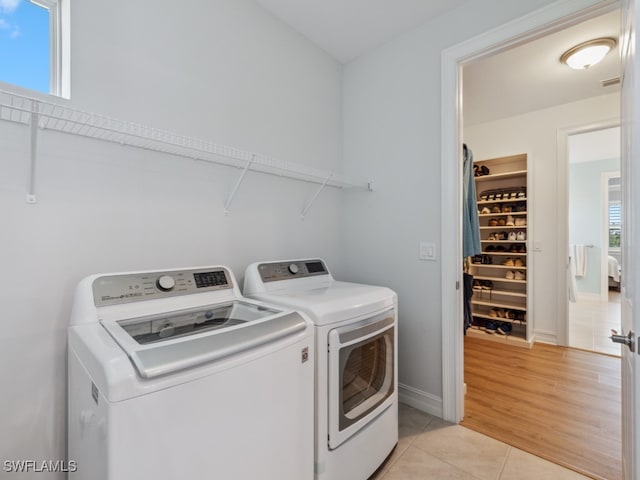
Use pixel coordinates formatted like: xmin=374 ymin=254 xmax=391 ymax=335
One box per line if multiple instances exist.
xmin=474 ymin=170 xmax=527 ymax=182
xmin=472 ymin=275 xmax=526 ymax=285
xmin=481 ymin=251 xmax=526 ymax=256
xmin=471 ymin=313 xmax=527 ymax=324
xmin=472 ymin=299 xmax=527 ymax=310
xmin=479 ymin=212 xmax=527 ymax=217
xmin=481 ymin=240 xmax=526 ymax=243
xmin=480 ymin=225 xmax=527 ymax=230
xmin=466 ymin=326 xmax=532 ymax=349
xmin=472 ymin=287 xmax=527 ymax=298
xmin=471 ymin=264 xmax=527 ymax=270
xmin=478 ymin=197 xmax=528 ymax=205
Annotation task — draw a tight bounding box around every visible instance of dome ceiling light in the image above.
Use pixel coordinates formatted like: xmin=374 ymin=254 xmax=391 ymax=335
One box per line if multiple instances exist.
xmin=560 ymin=37 xmax=617 ymax=70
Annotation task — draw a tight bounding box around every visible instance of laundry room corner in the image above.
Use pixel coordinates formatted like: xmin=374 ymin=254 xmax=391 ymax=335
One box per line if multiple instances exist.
xmin=0 ymin=0 xmax=349 ymax=473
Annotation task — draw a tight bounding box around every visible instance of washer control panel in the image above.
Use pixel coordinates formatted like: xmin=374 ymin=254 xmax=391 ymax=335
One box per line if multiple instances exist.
xmin=258 ymin=259 xmax=327 ymax=282
xmin=93 ymin=267 xmax=232 ymax=306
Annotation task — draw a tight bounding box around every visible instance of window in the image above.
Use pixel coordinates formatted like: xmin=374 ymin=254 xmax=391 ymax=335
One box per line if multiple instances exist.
xmin=609 ymin=201 xmax=621 ymax=248
xmin=0 ymin=0 xmax=68 ymax=97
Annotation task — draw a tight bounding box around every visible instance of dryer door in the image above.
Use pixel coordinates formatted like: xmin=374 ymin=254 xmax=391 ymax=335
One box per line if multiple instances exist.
xmin=327 ymin=308 xmax=395 ymax=449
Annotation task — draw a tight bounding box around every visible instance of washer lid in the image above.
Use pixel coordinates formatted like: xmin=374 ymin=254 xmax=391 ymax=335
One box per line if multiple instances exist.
xmin=249 ymin=281 xmax=396 ymax=325
xmin=101 ymin=301 xmax=305 ymax=378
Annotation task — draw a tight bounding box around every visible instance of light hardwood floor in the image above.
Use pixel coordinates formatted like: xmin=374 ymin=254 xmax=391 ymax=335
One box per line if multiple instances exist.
xmin=462 ymin=336 xmax=621 ymax=480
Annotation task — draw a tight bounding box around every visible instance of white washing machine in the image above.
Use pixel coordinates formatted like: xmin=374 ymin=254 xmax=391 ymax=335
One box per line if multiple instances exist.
xmin=68 ymin=265 xmax=314 ymax=480
xmin=243 ymin=259 xmax=398 ymax=480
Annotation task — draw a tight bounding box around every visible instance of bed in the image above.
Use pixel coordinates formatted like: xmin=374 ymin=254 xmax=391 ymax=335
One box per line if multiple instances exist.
xmin=608 ymin=255 xmax=621 ymax=291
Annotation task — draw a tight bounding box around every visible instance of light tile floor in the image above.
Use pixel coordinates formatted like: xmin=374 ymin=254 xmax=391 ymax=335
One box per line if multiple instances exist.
xmin=370 ymin=403 xmax=589 ymax=480
xmin=569 ymin=290 xmax=621 ymax=356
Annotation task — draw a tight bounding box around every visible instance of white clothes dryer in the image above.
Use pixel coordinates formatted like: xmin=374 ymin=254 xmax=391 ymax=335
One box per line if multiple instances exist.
xmin=68 ymin=265 xmax=314 ymax=480
xmin=244 ymin=259 xmax=398 ymax=480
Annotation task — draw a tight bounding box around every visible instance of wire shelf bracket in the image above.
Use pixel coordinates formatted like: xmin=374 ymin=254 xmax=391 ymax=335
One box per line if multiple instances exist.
xmin=0 ymin=89 xmax=373 ymax=210
xmin=301 ymin=173 xmax=332 ymax=220
xmin=224 ymin=154 xmax=256 ymax=215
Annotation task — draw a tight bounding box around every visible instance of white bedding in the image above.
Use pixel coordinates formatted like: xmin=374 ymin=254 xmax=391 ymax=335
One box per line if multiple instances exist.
xmin=608 ymin=255 xmax=621 ymax=282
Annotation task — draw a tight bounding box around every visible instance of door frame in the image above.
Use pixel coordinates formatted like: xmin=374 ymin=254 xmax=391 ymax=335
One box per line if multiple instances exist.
xmin=440 ymin=0 xmax=620 ymax=422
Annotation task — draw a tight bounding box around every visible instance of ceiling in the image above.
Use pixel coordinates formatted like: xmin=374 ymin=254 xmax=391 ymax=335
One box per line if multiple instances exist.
xmin=254 ymin=0 xmax=469 ymax=63
xmin=463 ymin=10 xmax=621 ymax=126
xmin=252 ymin=2 xmax=621 ymax=126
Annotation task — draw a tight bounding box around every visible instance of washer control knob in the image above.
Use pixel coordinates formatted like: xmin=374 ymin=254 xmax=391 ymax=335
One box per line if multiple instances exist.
xmin=156 ymin=275 xmax=176 ymax=292
xmin=288 ymin=263 xmax=299 ymax=274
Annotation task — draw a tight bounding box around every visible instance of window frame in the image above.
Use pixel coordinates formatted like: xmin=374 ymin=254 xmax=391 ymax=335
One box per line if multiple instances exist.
xmin=2 ymin=0 xmax=69 ymax=98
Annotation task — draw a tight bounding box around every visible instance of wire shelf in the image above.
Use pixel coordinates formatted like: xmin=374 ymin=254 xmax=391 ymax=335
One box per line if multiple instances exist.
xmin=0 ymin=89 xmax=371 ymax=193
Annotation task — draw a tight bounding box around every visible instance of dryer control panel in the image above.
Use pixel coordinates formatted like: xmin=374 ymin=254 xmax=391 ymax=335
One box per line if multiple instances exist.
xmin=93 ymin=267 xmax=232 ymax=306
xmin=258 ymin=259 xmax=327 ymax=282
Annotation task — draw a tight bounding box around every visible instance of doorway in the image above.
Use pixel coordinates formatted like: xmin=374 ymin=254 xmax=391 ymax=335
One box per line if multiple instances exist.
xmin=446 ymin=4 xmax=623 ymax=478
xmin=567 ymin=127 xmax=622 ymax=355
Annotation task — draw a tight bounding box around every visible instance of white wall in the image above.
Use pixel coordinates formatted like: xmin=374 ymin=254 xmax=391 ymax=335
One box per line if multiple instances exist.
xmin=465 ymin=93 xmax=619 ymax=340
xmin=569 ymin=157 xmax=620 ymax=295
xmin=341 ymin=0 xmax=605 ymax=413
xmin=0 ymin=0 xmax=343 ymax=476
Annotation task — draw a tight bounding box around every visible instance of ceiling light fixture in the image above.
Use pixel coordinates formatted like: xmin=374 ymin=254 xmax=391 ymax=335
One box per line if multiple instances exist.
xmin=560 ymin=37 xmax=617 ymax=70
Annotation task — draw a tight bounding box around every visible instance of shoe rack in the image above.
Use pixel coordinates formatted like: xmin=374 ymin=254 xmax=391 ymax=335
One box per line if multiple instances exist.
xmin=468 ymin=153 xmax=532 ymax=348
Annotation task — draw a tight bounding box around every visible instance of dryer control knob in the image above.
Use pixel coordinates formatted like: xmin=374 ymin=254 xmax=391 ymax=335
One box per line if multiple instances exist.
xmin=156 ymin=275 xmax=176 ymax=291
xmin=288 ymin=264 xmax=299 ymax=274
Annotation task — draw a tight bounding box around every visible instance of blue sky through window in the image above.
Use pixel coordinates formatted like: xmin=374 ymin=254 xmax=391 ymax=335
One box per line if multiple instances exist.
xmin=0 ymin=0 xmax=49 ymax=94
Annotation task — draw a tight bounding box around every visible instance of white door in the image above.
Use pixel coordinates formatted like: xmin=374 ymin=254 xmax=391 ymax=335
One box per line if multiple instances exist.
xmin=619 ymin=1 xmax=639 ymax=478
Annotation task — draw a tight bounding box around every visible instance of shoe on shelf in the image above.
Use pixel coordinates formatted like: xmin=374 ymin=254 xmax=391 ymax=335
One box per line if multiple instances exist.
xmin=472 ymin=255 xmax=483 ymax=264
xmin=496 ymin=308 xmax=506 ymax=318
xmin=480 ymin=207 xmax=491 ymax=215
xmin=514 ymin=258 xmax=525 ymax=267
xmin=488 ymin=233 xmax=497 ymax=240
xmin=515 ymin=217 xmax=527 ymax=226
xmin=495 ymin=245 xmax=506 ymax=252
xmin=481 ymin=280 xmax=493 ymax=290
xmin=515 ymin=271 xmax=526 ymax=281
xmin=499 ymin=231 xmax=509 ymax=240
xmin=515 ymin=203 xmax=526 ymax=212
xmin=506 ymin=215 xmax=515 ymax=226
xmin=505 ymin=310 xmax=516 ymax=319
xmin=497 ymin=322 xmax=512 ymax=335
xmin=491 ymin=205 xmax=502 ymax=213
xmin=484 ymin=321 xmax=498 ymax=334
xmin=489 ymin=218 xmax=498 ymax=226
xmin=482 ymin=254 xmax=492 ymax=264
xmin=489 ymin=308 xmax=498 ymax=317
xmin=485 ymin=245 xmax=495 ymax=252
xmin=503 ymin=257 xmax=514 ymax=266
xmin=502 ymin=205 xmax=513 ymax=213
xmin=516 ymin=231 xmax=526 ymax=241
xmin=517 ymin=244 xmax=526 ymax=253
xmin=509 ymin=244 xmax=519 ymax=253
xmin=505 ymin=270 xmax=515 ymax=280
xmin=508 ymin=231 xmax=517 ymax=241
xmin=497 ymin=217 xmax=507 ymax=226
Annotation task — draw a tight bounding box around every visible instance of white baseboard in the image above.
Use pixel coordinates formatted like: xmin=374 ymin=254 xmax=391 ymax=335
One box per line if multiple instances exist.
xmin=533 ymin=329 xmax=557 ymax=345
xmin=398 ymin=383 xmax=443 ymax=418
xmin=577 ymin=292 xmax=603 ymax=301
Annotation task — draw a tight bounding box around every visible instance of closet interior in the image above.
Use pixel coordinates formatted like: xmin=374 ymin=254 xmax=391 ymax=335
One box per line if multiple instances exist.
xmin=467 ymin=153 xmax=532 ymax=347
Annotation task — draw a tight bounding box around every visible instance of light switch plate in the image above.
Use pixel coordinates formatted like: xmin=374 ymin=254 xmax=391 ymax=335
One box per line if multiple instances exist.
xmin=420 ymin=241 xmax=437 ymax=261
